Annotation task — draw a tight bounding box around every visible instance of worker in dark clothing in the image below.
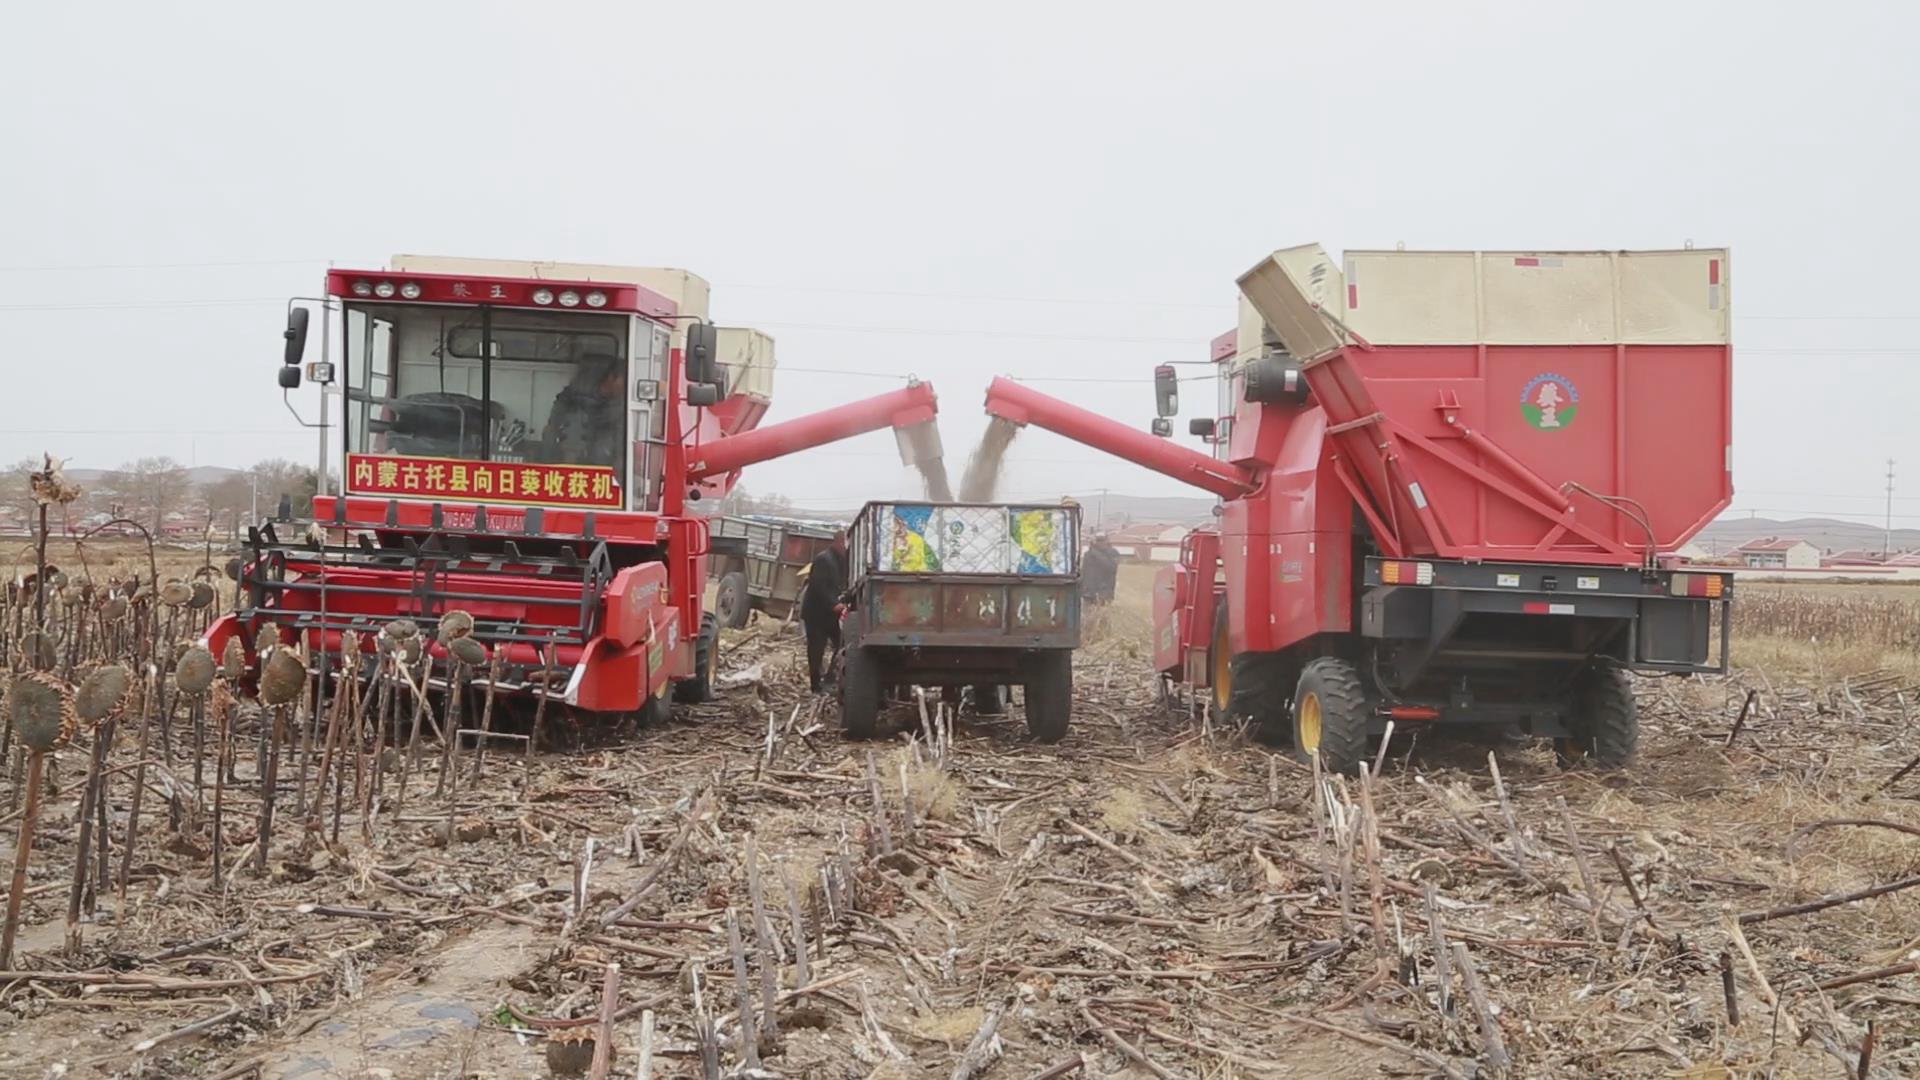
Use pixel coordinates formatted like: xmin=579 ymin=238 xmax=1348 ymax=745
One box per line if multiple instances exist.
xmin=1082 ymin=533 xmax=1120 ymax=606
xmin=542 ymin=354 xmax=625 ymax=468
xmin=800 ymin=531 xmax=851 ymax=693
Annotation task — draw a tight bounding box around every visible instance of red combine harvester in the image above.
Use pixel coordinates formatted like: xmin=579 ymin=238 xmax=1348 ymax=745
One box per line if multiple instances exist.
xmin=209 ymin=256 xmax=942 ymax=720
xmin=985 ymin=244 xmax=1734 ymax=771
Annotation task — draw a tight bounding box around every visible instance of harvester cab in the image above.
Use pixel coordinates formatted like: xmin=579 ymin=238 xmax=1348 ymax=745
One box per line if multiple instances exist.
xmin=215 ymin=256 xmax=943 ymax=724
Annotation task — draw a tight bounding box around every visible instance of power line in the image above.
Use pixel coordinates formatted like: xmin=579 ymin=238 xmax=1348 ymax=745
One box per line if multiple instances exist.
xmin=0 ymin=258 xmax=324 ymax=273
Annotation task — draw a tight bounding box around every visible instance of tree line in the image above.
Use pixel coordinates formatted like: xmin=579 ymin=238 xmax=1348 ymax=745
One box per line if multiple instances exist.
xmin=0 ymin=457 xmax=320 ymax=540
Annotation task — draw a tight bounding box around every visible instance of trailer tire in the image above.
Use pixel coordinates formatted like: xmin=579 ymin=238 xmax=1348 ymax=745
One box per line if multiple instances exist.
xmin=1559 ymin=664 xmax=1637 ymax=769
xmin=840 ymin=646 xmax=883 ymax=739
xmin=1292 ymin=658 xmax=1369 ymax=774
xmin=1023 ymin=650 xmax=1073 ymax=743
xmin=972 ymin=684 xmax=1007 ymax=716
xmin=716 ymin=571 xmax=751 ymax=629
xmin=675 ymin=613 xmax=720 ymax=704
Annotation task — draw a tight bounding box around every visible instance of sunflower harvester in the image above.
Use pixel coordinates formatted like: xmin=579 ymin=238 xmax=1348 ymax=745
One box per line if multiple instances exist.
xmin=207 ymin=256 xmax=943 ymax=720
xmin=983 ymin=244 xmax=1735 ymax=771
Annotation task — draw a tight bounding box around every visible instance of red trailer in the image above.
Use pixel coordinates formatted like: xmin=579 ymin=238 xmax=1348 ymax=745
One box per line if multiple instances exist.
xmin=208 ymin=257 xmax=942 ymax=721
xmin=986 ymin=244 xmax=1734 ymax=771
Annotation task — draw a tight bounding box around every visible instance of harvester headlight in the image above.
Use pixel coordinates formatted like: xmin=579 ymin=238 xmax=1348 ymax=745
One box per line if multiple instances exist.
xmin=532 ymin=288 xmax=555 ymax=306
xmin=373 ymin=281 xmax=396 ymax=299
xmin=399 ymin=282 xmax=422 ymax=300
xmin=351 ymin=281 xmax=373 ymax=297
xmin=557 ymin=290 xmax=581 ymax=308
xmin=584 ymin=290 xmax=607 ymax=308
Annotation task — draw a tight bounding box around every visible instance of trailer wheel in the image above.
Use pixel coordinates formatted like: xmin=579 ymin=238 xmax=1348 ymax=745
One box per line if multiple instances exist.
xmin=1023 ymin=650 xmax=1073 ymax=743
xmin=674 ymin=613 xmax=720 ymax=704
xmin=840 ymin=646 xmax=883 ymax=739
xmin=1292 ymin=658 xmax=1368 ymax=774
xmin=971 ymin=684 xmax=1007 ymax=716
xmin=715 ymin=571 xmax=751 ymax=629
xmin=1558 ymin=664 xmax=1637 ymax=768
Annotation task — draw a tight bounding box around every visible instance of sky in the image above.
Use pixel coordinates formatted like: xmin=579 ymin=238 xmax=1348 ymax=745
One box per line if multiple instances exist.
xmin=2 ymin=2 xmax=1916 ymax=524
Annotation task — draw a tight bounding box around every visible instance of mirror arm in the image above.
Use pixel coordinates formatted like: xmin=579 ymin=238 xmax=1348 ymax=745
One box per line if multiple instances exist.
xmin=282 ymin=391 xmax=325 ymax=429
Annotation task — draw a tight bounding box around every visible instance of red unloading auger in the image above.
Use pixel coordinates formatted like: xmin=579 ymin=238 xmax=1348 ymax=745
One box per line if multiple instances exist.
xmin=686 ymin=380 xmax=942 ymax=481
xmin=981 ymin=377 xmax=1256 ymax=500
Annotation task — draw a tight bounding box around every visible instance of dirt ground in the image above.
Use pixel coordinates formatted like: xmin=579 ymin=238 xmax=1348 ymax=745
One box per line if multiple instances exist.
xmin=1 ymin=553 xmax=1918 ymax=1078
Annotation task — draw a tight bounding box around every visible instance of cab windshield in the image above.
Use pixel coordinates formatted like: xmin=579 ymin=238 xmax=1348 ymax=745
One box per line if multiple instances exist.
xmin=344 ymin=303 xmax=628 ymax=472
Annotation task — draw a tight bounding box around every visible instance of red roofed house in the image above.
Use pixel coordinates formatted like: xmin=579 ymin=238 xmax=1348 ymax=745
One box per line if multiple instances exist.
xmin=1735 ymin=538 xmax=1819 ymax=570
xmin=1824 ymin=549 xmax=1889 ymax=568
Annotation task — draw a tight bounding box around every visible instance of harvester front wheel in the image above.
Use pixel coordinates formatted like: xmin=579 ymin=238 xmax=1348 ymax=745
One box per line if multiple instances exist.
xmin=1558 ymin=663 xmax=1637 ymax=769
xmin=716 ymin=571 xmax=751 ymax=629
xmin=640 ymin=691 xmax=672 ymax=727
xmin=840 ymin=646 xmax=883 ymax=739
xmin=1023 ymin=650 xmax=1073 ymax=743
xmin=1292 ymin=658 xmax=1368 ymax=774
xmin=675 ymin=613 xmax=721 ymax=704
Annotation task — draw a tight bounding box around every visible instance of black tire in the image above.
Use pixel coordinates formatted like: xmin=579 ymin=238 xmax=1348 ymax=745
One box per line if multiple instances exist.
xmin=1023 ymin=650 xmax=1073 ymax=743
xmin=1292 ymin=658 xmax=1369 ymax=774
xmin=1558 ymin=663 xmax=1637 ymax=768
xmin=715 ymin=570 xmax=751 ymax=629
xmin=640 ymin=689 xmax=672 ymax=727
xmin=674 ymin=612 xmax=720 ymax=703
xmin=840 ymin=646 xmax=883 ymax=738
xmin=971 ymin=684 xmax=1007 ymax=716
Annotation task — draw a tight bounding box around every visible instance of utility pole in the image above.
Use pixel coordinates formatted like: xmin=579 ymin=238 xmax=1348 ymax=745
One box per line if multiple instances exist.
xmin=1885 ymin=458 xmax=1897 ymax=557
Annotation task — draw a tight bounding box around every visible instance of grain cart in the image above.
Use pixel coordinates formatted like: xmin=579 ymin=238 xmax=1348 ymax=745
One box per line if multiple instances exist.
xmin=208 ymin=256 xmax=943 ymax=722
xmin=839 ymin=501 xmax=1081 ymax=741
xmin=707 ymin=513 xmax=842 ymax=628
xmin=983 ymin=245 xmax=1734 ymax=771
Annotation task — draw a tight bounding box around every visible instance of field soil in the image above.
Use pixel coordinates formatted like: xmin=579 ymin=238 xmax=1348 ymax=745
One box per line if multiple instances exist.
xmin=1 ymin=548 xmax=1917 ymax=1078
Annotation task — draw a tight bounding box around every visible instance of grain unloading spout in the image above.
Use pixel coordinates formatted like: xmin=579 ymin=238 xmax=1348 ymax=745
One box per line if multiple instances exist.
xmin=1235 ymin=244 xmax=1351 ymax=365
xmin=686 ymin=379 xmax=941 ymax=480
xmin=982 ymin=377 xmax=1256 ymax=500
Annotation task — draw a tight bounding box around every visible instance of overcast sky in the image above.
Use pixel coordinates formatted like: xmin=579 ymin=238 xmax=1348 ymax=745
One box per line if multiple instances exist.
xmin=2 ymin=2 xmax=1916 ymax=524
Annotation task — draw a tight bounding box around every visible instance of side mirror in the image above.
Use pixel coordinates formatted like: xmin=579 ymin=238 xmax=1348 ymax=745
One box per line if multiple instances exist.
xmin=278 ymin=365 xmax=302 ymax=389
xmin=685 ymin=323 xmax=718 ymax=386
xmin=1153 ymin=364 xmax=1179 ymax=418
xmin=1188 ymin=418 xmax=1217 ymax=439
xmin=283 ymin=307 xmax=310 ymax=367
xmin=686 ymin=383 xmax=722 ymax=407
xmin=1150 ymin=418 xmax=1173 ymax=438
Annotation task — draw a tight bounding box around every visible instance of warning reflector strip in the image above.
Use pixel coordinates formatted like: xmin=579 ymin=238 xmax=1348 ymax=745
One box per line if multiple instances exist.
xmin=1522 ymin=602 xmax=1577 ymax=615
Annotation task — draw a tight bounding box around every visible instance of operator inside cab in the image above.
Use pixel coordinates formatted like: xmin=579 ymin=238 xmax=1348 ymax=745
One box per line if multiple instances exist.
xmin=541 ymin=353 xmax=624 ymax=466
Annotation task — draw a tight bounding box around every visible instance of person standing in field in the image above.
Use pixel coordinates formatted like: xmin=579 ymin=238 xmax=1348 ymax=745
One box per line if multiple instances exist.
xmin=1081 ymin=533 xmax=1119 ymax=606
xmin=801 ymin=531 xmax=851 ymax=693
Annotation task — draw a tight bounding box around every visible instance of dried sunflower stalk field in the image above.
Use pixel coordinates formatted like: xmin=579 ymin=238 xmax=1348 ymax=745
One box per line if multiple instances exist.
xmin=0 ymin=478 xmax=1917 ymax=1078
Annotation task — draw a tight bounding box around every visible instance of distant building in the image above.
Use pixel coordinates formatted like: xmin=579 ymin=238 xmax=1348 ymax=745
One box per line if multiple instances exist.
xmin=1674 ymin=540 xmax=1713 ymax=562
xmin=1823 ymin=549 xmax=1888 ymax=568
xmin=1106 ymin=522 xmax=1188 ymax=562
xmin=1735 ymin=537 xmax=1820 ymax=570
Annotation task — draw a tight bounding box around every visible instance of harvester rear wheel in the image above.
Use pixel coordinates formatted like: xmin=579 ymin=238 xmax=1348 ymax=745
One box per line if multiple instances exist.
xmin=675 ymin=613 xmax=720 ymax=704
xmin=1023 ymin=650 xmax=1073 ymax=743
xmin=716 ymin=571 xmax=751 ymax=629
xmin=1558 ymin=663 xmax=1637 ymax=769
xmin=1292 ymin=658 xmax=1368 ymax=774
xmin=840 ymin=646 xmax=883 ymax=739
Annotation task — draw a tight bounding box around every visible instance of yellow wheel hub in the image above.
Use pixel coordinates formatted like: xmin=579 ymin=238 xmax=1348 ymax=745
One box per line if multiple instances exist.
xmin=1212 ymin=639 xmax=1231 ymax=711
xmin=1298 ymin=691 xmax=1323 ymax=753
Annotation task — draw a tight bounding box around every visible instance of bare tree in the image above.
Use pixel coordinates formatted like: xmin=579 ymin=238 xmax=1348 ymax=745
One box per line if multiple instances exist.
xmin=104 ymin=456 xmax=191 ymax=533
xmin=0 ymin=457 xmax=38 ymax=534
xmin=248 ymin=459 xmax=320 ymax=518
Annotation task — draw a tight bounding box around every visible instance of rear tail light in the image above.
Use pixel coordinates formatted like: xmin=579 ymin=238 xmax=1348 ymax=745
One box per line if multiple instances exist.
xmin=1380 ymin=560 xmax=1434 ymax=585
xmin=1669 ymin=573 xmax=1725 ymax=598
